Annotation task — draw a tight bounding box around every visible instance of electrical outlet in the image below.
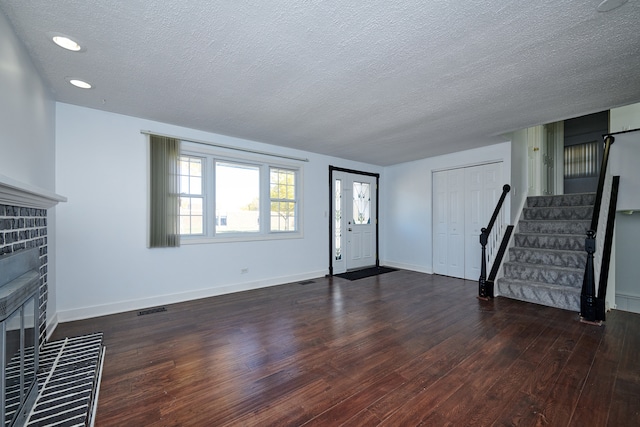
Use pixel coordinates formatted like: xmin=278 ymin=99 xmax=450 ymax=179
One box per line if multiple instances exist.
xmin=241 ymin=268 xmax=249 ymax=274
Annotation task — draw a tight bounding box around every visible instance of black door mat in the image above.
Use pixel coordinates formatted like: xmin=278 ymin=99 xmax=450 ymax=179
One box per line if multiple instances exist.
xmin=25 ymin=332 xmax=105 ymax=427
xmin=334 ymin=266 xmax=397 ymax=281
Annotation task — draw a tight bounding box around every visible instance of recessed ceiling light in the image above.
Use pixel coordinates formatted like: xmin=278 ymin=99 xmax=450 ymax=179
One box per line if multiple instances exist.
xmin=52 ymin=35 xmax=82 ymax=51
xmin=597 ymin=0 xmax=628 ymax=12
xmin=68 ymin=79 xmax=92 ymax=89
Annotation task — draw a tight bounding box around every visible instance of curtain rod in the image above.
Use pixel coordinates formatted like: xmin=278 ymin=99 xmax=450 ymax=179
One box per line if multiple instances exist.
xmin=140 ymin=130 xmax=309 ymax=162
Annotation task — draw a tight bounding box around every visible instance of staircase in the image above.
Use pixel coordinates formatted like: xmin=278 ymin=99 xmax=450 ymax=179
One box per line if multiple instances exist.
xmin=497 ymin=193 xmax=596 ymax=312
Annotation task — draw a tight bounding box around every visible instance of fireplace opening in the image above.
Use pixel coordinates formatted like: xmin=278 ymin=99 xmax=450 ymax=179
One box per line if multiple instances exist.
xmin=1 ymin=248 xmax=40 ymax=427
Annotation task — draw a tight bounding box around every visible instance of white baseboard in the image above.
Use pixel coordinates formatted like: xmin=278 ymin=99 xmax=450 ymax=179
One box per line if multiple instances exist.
xmin=615 ymin=292 xmax=640 ymax=314
xmin=55 ymin=269 xmax=328 ymax=323
xmin=382 ymin=260 xmax=433 ymax=275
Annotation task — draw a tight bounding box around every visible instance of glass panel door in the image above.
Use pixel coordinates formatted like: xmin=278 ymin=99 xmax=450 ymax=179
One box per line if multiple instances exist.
xmin=4 ymin=308 xmax=22 ymax=427
xmin=23 ymin=297 xmax=36 ymax=402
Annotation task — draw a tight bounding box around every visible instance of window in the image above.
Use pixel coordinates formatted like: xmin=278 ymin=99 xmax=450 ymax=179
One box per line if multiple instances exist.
xmin=270 ymin=168 xmax=297 ymax=232
xmin=179 ymin=143 xmax=302 ymax=242
xmin=564 ymin=141 xmax=600 ymax=179
xmin=352 ymin=181 xmax=371 ymax=224
xmin=216 ymin=161 xmax=260 ymax=233
xmin=178 ymin=156 xmax=204 ymax=235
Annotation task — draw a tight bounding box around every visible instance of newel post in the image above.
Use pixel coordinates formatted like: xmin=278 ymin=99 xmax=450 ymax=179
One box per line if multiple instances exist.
xmin=478 ymin=228 xmax=491 ymax=299
xmin=580 ymin=230 xmax=597 ymax=322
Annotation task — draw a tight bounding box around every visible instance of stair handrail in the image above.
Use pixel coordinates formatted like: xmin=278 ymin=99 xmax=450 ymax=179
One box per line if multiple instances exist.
xmin=581 ymin=134 xmax=615 ymax=323
xmin=479 ymin=184 xmax=511 ymax=299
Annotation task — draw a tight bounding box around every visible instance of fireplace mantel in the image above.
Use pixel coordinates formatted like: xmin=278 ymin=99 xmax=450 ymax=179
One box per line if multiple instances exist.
xmin=0 ymin=173 xmax=66 ymax=209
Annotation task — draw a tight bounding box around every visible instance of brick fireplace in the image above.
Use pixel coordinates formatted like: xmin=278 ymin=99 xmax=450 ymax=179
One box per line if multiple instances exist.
xmin=0 ymin=176 xmax=65 ymax=427
xmin=0 ymin=205 xmax=49 ymax=344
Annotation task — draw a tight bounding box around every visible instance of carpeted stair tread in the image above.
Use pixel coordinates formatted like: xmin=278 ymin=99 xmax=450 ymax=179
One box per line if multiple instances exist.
xmin=509 ymin=247 xmax=587 ymax=269
xmin=497 ymin=277 xmax=580 ymax=311
xmin=522 ymin=205 xmax=594 ymax=221
xmin=518 ymin=219 xmax=591 ymax=235
xmin=497 ymin=192 xmax=595 ymax=313
xmin=526 ymin=193 xmax=596 ymax=208
xmin=503 ymin=261 xmax=584 ymax=287
xmin=514 ymin=233 xmax=585 ymax=251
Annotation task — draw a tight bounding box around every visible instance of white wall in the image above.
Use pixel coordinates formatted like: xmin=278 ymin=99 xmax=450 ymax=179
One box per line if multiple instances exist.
xmin=610 ymin=102 xmax=640 ymax=313
xmin=610 ymin=103 xmax=640 ymax=211
xmin=508 ymin=129 xmax=529 ymax=220
xmin=0 ymin=12 xmax=56 ymax=190
xmin=381 ymin=141 xmax=511 ymax=274
xmin=614 ymin=212 xmax=640 ymax=313
xmin=55 ymin=103 xmax=382 ymax=321
xmin=610 ymin=103 xmax=640 ymax=133
xmin=0 ymin=12 xmax=59 ymax=323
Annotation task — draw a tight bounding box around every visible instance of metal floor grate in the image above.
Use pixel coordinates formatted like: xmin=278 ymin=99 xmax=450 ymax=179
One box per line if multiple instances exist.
xmin=137 ymin=306 xmax=167 ymax=316
xmin=25 ymin=333 xmax=105 ymax=427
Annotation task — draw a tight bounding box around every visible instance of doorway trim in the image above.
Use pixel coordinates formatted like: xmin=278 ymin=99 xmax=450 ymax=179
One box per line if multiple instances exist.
xmin=328 ymin=166 xmax=380 ymax=276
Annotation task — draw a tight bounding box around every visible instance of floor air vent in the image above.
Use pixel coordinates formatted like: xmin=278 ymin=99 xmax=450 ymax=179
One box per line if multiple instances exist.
xmin=138 ymin=306 xmax=167 ymax=316
xmin=298 ymin=280 xmax=315 ymax=285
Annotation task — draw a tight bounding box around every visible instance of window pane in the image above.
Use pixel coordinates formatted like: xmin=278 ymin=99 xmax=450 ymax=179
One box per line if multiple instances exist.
xmin=190 ymin=176 xmax=202 ymax=195
xmin=191 ymin=216 xmax=203 ymax=234
xmin=179 ymin=196 xmax=204 ymax=235
xmin=216 ymin=162 xmax=260 ymax=233
xmin=270 ymin=168 xmax=296 ymax=232
xmin=353 ymin=181 xmax=370 ymax=224
xmin=180 ymin=215 xmax=192 ymax=235
xmin=179 ymin=156 xmax=204 ymax=196
xmin=271 ymin=201 xmax=296 ymax=231
xmin=190 ymin=158 xmax=202 ymax=176
xmin=180 ymin=176 xmax=190 ymax=194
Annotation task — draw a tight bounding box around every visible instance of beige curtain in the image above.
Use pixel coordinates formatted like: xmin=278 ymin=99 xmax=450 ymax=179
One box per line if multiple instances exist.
xmin=149 ymin=135 xmax=180 ymax=247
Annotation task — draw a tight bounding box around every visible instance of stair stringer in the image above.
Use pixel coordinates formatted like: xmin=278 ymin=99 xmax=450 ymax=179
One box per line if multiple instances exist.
xmin=492 ymin=188 xmax=529 ymax=297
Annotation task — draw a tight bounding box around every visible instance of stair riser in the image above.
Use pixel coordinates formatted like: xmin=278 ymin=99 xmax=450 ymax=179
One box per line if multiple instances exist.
xmin=518 ymin=220 xmax=590 ymax=235
xmin=526 ymin=193 xmax=596 ymax=208
xmin=514 ymin=234 xmax=585 ymax=251
xmin=509 ymin=248 xmax=587 ymax=269
xmin=498 ymin=280 xmax=580 ymax=312
xmin=503 ymin=263 xmax=583 ymax=287
xmin=523 ymin=206 xmax=593 ymax=221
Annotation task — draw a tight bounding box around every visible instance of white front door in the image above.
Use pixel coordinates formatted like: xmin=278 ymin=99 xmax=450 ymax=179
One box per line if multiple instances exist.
xmin=332 ymin=171 xmax=377 ymax=274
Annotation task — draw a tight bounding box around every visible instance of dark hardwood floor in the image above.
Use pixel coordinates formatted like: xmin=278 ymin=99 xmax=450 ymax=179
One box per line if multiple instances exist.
xmin=50 ymin=270 xmax=640 ymax=426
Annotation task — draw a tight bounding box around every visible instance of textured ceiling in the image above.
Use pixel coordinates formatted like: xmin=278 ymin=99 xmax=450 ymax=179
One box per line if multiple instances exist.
xmin=2 ymin=0 xmax=640 ymax=165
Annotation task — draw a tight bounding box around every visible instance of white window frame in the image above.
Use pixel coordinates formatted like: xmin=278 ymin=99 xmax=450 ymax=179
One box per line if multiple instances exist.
xmin=179 ymin=141 xmax=303 ymax=244
xmin=178 ymin=155 xmax=205 ymax=236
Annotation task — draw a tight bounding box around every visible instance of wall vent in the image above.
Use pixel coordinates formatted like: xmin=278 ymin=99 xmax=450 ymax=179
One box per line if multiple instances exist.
xmin=137 ymin=307 xmax=167 ymax=316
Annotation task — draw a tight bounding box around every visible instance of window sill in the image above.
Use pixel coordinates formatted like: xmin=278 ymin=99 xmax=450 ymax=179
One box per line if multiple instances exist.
xmin=179 ymin=232 xmax=303 ymax=245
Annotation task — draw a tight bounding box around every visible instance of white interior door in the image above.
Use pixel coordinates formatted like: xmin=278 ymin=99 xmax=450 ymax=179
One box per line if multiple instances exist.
xmin=332 ymin=171 xmax=377 ymax=273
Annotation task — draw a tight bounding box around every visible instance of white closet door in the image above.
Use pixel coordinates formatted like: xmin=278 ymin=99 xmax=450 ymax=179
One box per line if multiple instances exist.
xmin=433 ymin=171 xmax=449 ymax=275
xmin=464 ymin=166 xmax=484 ymax=280
xmin=446 ymin=169 xmax=465 ymax=278
xmin=434 ymin=163 xmax=503 ymax=280
xmin=464 ymin=163 xmax=503 ymax=280
xmin=432 ymin=168 xmax=465 ymax=279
